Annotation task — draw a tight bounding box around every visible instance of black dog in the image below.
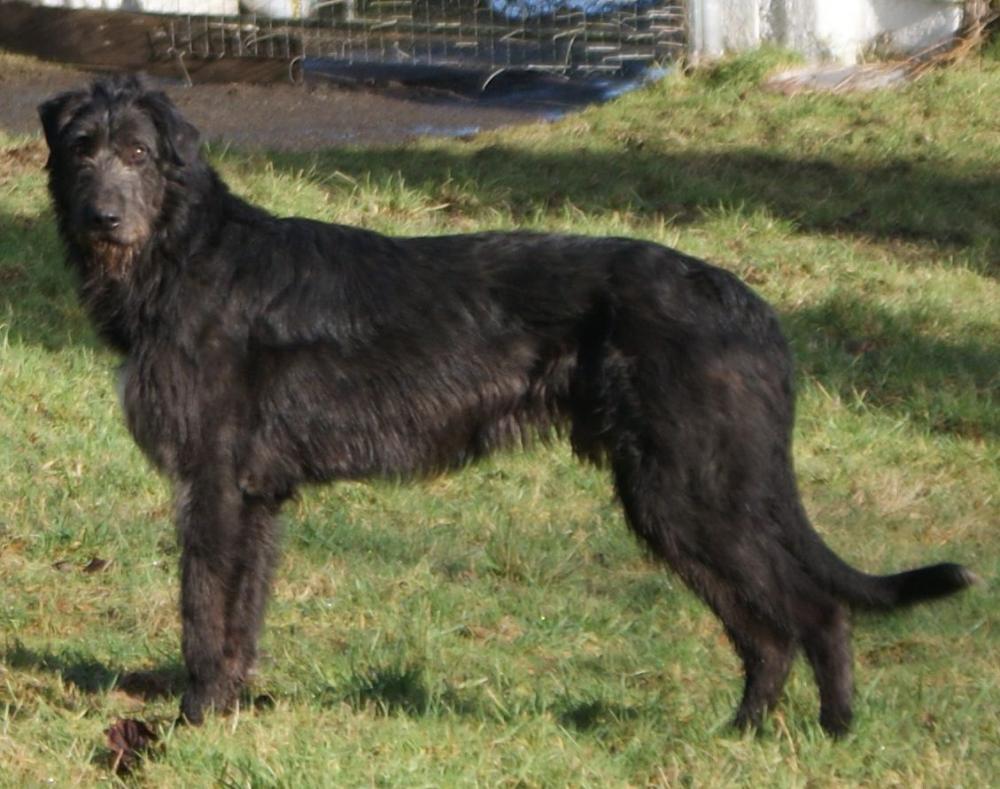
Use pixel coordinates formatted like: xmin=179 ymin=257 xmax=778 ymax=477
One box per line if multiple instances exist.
xmin=39 ymin=75 xmax=973 ymax=734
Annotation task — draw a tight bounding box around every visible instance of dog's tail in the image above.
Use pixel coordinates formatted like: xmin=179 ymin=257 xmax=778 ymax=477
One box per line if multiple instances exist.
xmin=792 ymin=507 xmax=976 ymax=609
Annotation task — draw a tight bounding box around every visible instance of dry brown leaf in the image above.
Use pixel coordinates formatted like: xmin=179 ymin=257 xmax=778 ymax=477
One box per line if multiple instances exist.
xmin=105 ymin=718 xmax=158 ymax=775
xmin=83 ymin=557 xmax=112 ymax=573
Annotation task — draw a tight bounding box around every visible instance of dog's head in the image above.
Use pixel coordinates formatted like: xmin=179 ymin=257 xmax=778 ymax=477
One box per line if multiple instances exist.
xmin=39 ymin=75 xmax=201 ymax=278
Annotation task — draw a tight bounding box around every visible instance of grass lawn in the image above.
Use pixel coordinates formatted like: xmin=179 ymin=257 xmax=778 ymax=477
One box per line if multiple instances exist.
xmin=0 ymin=50 xmax=997 ymax=785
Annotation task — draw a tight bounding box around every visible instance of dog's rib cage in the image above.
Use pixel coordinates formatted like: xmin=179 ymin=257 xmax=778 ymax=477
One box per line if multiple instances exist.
xmin=21 ymin=0 xmax=686 ymax=77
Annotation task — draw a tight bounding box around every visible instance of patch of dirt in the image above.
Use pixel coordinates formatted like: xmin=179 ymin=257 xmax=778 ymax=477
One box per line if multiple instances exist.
xmin=0 ymin=52 xmax=560 ymax=150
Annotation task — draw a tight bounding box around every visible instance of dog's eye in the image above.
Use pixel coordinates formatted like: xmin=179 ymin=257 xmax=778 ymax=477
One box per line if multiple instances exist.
xmin=125 ymin=145 xmax=148 ymax=165
xmin=71 ymin=137 xmax=91 ymax=157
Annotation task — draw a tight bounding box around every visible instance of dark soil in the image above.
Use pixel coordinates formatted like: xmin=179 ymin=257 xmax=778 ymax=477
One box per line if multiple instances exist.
xmin=0 ymin=53 xmax=569 ymax=149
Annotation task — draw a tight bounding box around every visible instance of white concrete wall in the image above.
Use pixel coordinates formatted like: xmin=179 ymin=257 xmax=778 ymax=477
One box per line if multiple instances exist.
xmin=689 ymin=0 xmax=759 ymax=56
xmin=690 ymin=0 xmax=965 ymax=63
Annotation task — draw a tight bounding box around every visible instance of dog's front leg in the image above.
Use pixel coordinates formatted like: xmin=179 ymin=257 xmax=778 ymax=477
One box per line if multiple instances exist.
xmin=222 ymin=494 xmax=284 ymax=696
xmin=175 ymin=468 xmax=247 ymax=725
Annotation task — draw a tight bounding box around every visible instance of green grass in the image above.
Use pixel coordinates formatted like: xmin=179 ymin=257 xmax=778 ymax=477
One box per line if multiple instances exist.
xmin=0 ymin=50 xmax=997 ymax=785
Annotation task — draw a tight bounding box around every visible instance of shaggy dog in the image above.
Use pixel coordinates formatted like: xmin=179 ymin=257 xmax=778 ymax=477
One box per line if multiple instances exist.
xmin=39 ymin=75 xmax=972 ymax=734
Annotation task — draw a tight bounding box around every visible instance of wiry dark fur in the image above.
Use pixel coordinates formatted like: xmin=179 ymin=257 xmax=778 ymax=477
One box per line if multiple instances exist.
xmin=40 ymin=75 xmax=974 ymax=734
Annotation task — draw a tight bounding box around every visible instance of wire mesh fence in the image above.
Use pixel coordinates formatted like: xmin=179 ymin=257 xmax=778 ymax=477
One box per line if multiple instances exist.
xmin=22 ymin=0 xmax=686 ymax=75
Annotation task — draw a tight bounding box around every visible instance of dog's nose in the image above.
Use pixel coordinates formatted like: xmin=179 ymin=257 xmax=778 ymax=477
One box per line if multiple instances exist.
xmin=88 ymin=208 xmax=121 ymax=232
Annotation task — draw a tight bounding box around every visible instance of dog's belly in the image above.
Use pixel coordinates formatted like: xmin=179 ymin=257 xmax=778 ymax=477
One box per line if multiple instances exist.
xmin=241 ymin=337 xmax=574 ymax=488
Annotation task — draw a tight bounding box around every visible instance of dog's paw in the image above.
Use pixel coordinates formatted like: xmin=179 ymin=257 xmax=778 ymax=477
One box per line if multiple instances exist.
xmin=178 ymin=690 xmax=206 ymax=726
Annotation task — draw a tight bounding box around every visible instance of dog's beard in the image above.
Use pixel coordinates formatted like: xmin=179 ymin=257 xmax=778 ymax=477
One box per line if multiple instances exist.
xmin=83 ymin=238 xmax=142 ymax=282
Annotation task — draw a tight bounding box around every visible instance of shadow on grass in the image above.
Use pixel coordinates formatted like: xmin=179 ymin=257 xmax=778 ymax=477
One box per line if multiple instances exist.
xmin=2 ymin=642 xmax=185 ymax=700
xmin=327 ymin=663 xmax=653 ymax=728
xmin=333 ymin=663 xmax=432 ymax=717
xmin=787 ymin=296 xmax=998 ymax=440
xmin=6 ymin=644 xmax=649 ymax=730
xmin=324 ymin=662 xmax=504 ymax=719
xmin=262 ymin=145 xmax=999 ymax=268
xmin=558 ymin=697 xmax=642 ymax=732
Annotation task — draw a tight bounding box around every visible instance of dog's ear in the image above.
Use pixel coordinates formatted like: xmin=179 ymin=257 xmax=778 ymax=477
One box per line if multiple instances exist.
xmin=138 ymin=90 xmax=201 ymax=167
xmin=37 ymin=90 xmax=87 ymax=165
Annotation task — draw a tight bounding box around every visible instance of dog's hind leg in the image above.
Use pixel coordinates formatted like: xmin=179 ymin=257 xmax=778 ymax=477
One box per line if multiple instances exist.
xmin=726 ymin=605 xmax=796 ymax=730
xmin=705 ymin=548 xmax=853 ymax=734
xmin=609 ymin=446 xmax=853 ymax=734
xmin=728 ymin=568 xmax=852 ymax=735
xmin=794 ymin=593 xmax=854 ymax=735
xmin=654 ymin=543 xmax=797 ymax=731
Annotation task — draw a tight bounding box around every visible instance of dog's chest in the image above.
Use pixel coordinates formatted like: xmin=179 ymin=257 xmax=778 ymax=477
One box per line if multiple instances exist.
xmin=117 ymin=349 xmax=199 ymax=476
